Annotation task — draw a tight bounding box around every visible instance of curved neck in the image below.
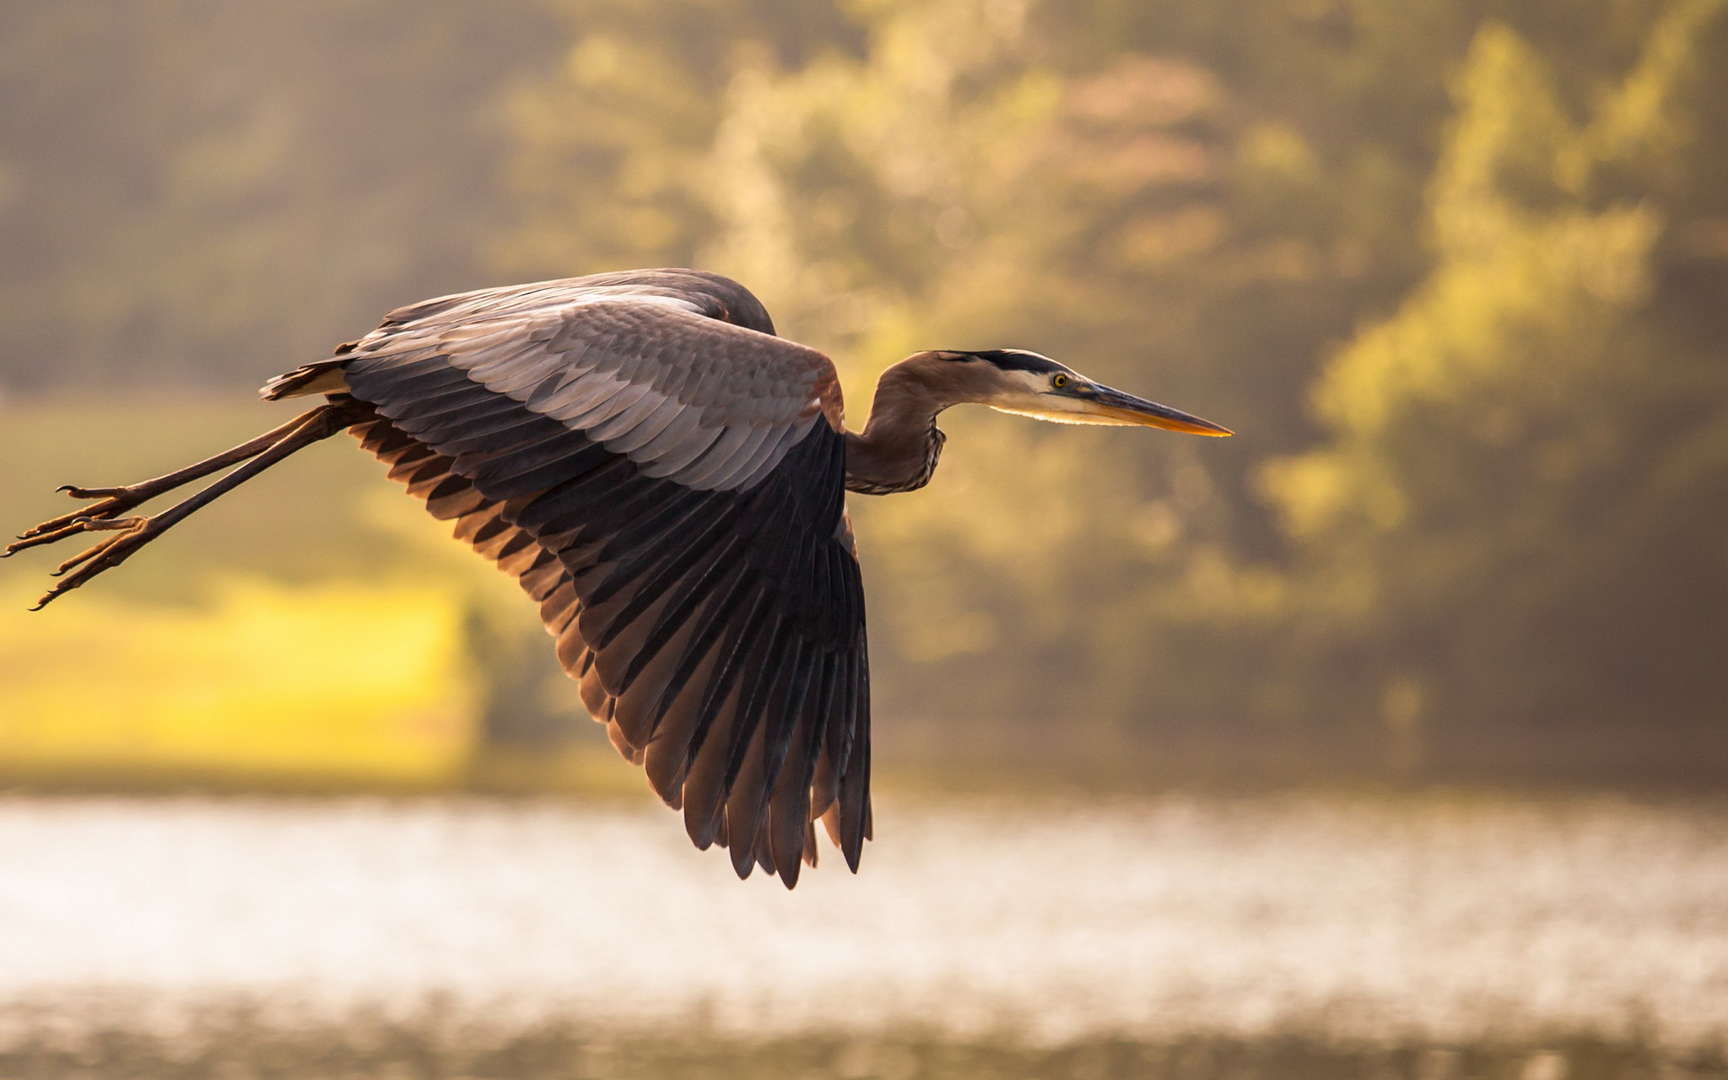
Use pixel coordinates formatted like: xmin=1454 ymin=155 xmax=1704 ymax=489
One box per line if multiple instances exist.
xmin=843 ymin=361 xmax=955 ymax=495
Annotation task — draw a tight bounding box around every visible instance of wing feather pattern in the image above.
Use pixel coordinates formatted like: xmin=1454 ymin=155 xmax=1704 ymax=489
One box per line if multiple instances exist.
xmin=328 ymin=270 xmax=867 ymax=886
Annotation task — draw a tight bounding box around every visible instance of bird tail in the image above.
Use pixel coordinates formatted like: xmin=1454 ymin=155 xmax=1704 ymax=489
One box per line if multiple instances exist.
xmin=259 ymin=359 xmax=352 ymax=401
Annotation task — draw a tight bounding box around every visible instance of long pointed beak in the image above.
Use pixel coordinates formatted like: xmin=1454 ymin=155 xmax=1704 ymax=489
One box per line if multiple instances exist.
xmin=1084 ymin=384 xmax=1234 ymax=436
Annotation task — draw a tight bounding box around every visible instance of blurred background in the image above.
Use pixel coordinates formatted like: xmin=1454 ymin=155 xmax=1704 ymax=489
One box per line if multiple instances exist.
xmin=2 ymin=1 xmax=1725 ymax=1077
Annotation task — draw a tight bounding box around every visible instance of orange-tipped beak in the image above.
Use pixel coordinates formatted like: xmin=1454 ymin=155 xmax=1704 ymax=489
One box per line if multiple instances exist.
xmin=1084 ymin=385 xmax=1234 ymax=436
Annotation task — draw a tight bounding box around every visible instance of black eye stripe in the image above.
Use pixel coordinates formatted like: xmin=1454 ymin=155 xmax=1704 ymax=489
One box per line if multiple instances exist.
xmin=963 ymin=349 xmax=1061 ymax=374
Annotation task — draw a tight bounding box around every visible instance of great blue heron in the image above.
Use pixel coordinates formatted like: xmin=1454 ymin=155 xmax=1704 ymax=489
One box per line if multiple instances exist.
xmin=6 ymin=268 xmax=1230 ymax=886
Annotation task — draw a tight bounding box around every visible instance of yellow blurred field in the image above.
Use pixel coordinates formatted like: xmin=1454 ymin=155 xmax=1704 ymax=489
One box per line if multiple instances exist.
xmin=0 ymin=575 xmax=472 ymax=786
xmin=1 ymin=395 xmax=505 ymax=789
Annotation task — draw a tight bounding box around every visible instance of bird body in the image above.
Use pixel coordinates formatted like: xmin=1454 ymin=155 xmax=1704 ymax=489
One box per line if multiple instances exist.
xmin=8 ymin=268 xmax=1230 ymax=888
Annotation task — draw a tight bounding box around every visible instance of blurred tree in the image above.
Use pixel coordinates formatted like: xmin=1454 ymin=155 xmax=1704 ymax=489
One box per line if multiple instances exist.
xmin=496 ymin=0 xmax=864 ymax=275
xmin=1265 ymin=2 xmax=1728 ymax=775
xmin=0 ymin=2 xmax=559 ymax=391
xmin=497 ymin=0 xmax=1460 ymax=740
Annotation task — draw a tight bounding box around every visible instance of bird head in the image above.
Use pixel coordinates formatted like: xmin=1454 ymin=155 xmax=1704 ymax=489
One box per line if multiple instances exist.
xmin=922 ymin=349 xmax=1233 ymax=436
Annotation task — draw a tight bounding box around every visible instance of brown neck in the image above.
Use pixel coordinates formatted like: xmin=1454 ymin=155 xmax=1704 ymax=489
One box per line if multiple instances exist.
xmin=843 ymin=360 xmax=958 ymax=495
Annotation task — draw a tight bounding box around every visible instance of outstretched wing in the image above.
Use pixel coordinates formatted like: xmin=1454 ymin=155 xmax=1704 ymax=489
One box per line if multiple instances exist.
xmin=289 ymin=270 xmax=870 ymax=887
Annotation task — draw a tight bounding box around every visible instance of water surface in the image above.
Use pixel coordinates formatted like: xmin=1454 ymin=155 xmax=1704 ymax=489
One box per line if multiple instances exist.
xmin=1 ymin=793 xmax=1723 ymax=1050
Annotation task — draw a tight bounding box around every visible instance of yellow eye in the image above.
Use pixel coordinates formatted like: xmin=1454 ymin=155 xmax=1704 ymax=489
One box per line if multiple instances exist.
xmin=1051 ymin=373 xmax=1070 ymax=390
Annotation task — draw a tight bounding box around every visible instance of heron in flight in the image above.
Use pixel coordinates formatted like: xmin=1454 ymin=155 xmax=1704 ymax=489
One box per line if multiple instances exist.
xmin=6 ymin=269 xmax=1230 ymax=887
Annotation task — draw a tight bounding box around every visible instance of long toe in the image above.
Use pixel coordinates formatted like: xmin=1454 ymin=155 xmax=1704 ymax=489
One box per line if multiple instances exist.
xmin=56 ymin=484 xmax=128 ymax=498
xmin=29 ymin=524 xmax=153 ymax=610
xmin=71 ymin=515 xmax=146 ymax=533
xmin=10 ymin=490 xmax=145 ymax=548
xmin=5 ymin=520 xmax=94 ymax=557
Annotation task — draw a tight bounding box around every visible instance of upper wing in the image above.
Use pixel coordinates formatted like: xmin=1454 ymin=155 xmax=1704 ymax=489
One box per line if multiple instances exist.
xmin=322 ymin=272 xmax=869 ymax=886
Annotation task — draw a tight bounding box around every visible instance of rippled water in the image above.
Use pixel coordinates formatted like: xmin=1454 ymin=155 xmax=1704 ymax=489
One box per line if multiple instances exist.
xmin=1 ymin=793 xmax=1724 ymax=1049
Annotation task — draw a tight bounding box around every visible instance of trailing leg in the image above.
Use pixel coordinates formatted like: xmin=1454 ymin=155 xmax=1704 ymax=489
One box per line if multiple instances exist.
xmin=6 ymin=408 xmax=327 ymax=557
xmin=5 ymin=400 xmax=368 ymax=610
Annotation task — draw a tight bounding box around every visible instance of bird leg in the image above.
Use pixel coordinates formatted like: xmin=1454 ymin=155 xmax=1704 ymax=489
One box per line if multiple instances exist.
xmin=6 ymin=408 xmax=324 ymax=555
xmin=5 ymin=401 xmax=365 ymax=610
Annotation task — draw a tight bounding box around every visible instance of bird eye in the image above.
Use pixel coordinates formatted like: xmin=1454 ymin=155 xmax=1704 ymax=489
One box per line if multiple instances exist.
xmin=1051 ymin=373 xmax=1070 ymax=390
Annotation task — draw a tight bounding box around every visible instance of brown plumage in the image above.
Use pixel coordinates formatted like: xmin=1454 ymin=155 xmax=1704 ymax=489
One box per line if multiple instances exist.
xmin=5 ymin=268 xmax=1231 ymax=888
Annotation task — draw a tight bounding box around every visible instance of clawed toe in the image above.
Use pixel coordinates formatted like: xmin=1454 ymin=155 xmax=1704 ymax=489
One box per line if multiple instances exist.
xmin=8 ymin=509 xmax=126 ymax=556
xmin=11 ymin=403 xmax=352 ymax=610
xmin=5 ymin=521 xmax=87 ymax=558
xmin=29 ymin=519 xmax=159 ymax=609
xmin=6 ymin=483 xmax=151 ymax=555
xmin=53 ymin=520 xmax=145 ymax=576
xmin=56 ymin=484 xmax=127 ymax=499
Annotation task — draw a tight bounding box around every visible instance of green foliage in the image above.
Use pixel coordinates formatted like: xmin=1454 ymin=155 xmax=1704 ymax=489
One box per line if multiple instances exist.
xmin=1264 ymin=6 xmax=1728 ymax=767
xmin=0 ymin=2 xmax=560 ymax=391
xmin=496 ymin=0 xmax=863 ymax=275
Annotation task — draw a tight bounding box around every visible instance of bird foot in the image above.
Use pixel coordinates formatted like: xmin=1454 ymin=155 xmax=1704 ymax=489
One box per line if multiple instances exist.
xmin=5 ymin=482 xmax=159 ymax=557
xmin=26 ymin=515 xmax=160 ymax=610
xmin=7 ymin=404 xmax=352 ymax=610
xmin=5 ymin=479 xmax=166 ymax=610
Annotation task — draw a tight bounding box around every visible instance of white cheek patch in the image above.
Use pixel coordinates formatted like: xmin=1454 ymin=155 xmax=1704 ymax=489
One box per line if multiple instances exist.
xmin=1017 ymin=370 xmax=1053 ymax=393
